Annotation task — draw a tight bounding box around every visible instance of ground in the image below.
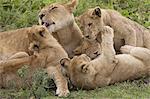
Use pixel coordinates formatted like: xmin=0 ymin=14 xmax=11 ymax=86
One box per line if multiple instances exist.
xmin=0 ymin=0 xmax=150 ymax=98
xmin=1 ymin=81 xmax=150 ymax=98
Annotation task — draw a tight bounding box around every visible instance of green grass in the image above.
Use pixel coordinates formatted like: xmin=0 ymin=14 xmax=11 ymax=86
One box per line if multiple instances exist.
xmin=0 ymin=0 xmax=149 ymax=31
xmin=1 ymin=81 xmax=150 ymax=99
xmin=0 ymin=0 xmax=150 ymax=98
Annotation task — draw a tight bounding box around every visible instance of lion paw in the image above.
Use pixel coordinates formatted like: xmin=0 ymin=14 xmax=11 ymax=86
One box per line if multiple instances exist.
xmin=120 ymin=45 xmax=134 ymax=54
xmin=56 ymin=88 xmax=70 ymax=97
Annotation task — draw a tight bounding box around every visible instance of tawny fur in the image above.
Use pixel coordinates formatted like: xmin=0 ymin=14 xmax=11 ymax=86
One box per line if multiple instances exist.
xmin=60 ymin=26 xmax=150 ymax=89
xmin=0 ymin=25 xmax=69 ymax=97
xmin=77 ymin=7 xmax=150 ymax=52
xmin=0 ymin=27 xmax=32 ymax=60
xmin=39 ymin=0 xmax=83 ymax=58
xmin=73 ymin=37 xmax=101 ymax=59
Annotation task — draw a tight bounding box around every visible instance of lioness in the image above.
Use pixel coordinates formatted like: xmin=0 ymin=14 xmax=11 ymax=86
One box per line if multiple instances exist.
xmin=60 ymin=26 xmax=150 ymax=89
xmin=73 ymin=37 xmax=101 ymax=59
xmin=0 ymin=25 xmax=69 ymax=97
xmin=39 ymin=0 xmax=83 ymax=58
xmin=77 ymin=7 xmax=150 ymax=52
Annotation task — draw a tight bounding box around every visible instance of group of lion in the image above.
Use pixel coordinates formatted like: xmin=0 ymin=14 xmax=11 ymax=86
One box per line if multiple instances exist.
xmin=0 ymin=0 xmax=150 ymax=97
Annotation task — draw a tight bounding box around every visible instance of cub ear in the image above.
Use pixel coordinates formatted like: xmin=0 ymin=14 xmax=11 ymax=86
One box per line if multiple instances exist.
xmin=92 ymin=7 xmax=101 ymax=17
xmin=39 ymin=31 xmax=45 ymax=38
xmin=73 ymin=46 xmax=82 ymax=55
xmin=67 ymin=0 xmax=78 ymax=13
xmin=60 ymin=58 xmax=70 ymax=68
xmin=81 ymin=64 xmax=89 ymax=73
xmin=39 ymin=26 xmax=46 ymax=38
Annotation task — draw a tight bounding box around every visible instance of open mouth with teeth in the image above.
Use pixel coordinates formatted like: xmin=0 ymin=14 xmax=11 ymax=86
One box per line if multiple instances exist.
xmin=41 ymin=21 xmax=56 ymax=27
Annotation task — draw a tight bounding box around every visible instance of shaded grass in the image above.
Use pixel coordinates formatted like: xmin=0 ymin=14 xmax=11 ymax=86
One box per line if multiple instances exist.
xmin=1 ymin=81 xmax=150 ymax=99
xmin=44 ymin=81 xmax=150 ymax=99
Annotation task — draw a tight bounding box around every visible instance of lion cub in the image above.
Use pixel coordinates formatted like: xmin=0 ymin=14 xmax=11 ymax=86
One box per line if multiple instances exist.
xmin=77 ymin=7 xmax=150 ymax=52
xmin=28 ymin=26 xmax=70 ymax=97
xmin=0 ymin=25 xmax=69 ymax=97
xmin=60 ymin=26 xmax=150 ymax=89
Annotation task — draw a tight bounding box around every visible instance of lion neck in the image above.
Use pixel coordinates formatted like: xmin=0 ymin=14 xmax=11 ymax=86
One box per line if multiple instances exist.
xmin=101 ymin=9 xmax=112 ymax=26
xmin=53 ymin=22 xmax=82 ymax=44
xmin=52 ymin=21 xmax=83 ymax=57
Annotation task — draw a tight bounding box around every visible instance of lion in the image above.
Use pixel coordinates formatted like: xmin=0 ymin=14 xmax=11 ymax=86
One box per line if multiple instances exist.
xmin=73 ymin=37 xmax=101 ymax=59
xmin=60 ymin=26 xmax=150 ymax=89
xmin=0 ymin=25 xmax=69 ymax=97
xmin=39 ymin=0 xmax=83 ymax=58
xmin=76 ymin=7 xmax=150 ymax=52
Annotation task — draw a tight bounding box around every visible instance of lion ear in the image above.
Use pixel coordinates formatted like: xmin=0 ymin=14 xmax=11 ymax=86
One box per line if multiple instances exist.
xmin=81 ymin=64 xmax=89 ymax=73
xmin=66 ymin=0 xmax=78 ymax=13
xmin=92 ymin=7 xmax=101 ymax=17
xmin=38 ymin=26 xmax=47 ymax=38
xmin=60 ymin=58 xmax=70 ymax=68
xmin=73 ymin=46 xmax=82 ymax=55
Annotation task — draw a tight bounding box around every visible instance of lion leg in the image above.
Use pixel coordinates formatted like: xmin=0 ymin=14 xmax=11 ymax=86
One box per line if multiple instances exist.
xmin=0 ymin=56 xmax=34 ymax=73
xmin=46 ymin=65 xmax=69 ymax=97
xmin=99 ymin=26 xmax=119 ymax=76
xmin=120 ymin=45 xmax=135 ymax=54
xmin=121 ymin=45 xmax=150 ymax=63
xmin=144 ymin=30 xmax=150 ymax=49
xmin=8 ymin=52 xmax=29 ymax=59
xmin=101 ymin=26 xmax=116 ymax=63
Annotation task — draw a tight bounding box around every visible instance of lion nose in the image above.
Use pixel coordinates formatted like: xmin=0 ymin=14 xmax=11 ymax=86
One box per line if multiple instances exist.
xmin=85 ymin=35 xmax=90 ymax=38
xmin=42 ymin=22 xmax=55 ymax=27
xmin=44 ymin=22 xmax=50 ymax=27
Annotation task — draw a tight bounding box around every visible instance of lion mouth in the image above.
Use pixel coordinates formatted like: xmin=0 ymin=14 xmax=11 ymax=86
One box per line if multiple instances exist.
xmin=91 ymin=53 xmax=101 ymax=60
xmin=42 ymin=21 xmax=55 ymax=27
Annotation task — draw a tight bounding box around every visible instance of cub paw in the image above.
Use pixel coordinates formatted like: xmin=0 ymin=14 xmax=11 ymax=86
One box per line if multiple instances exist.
xmin=101 ymin=26 xmax=114 ymax=37
xmin=120 ymin=45 xmax=134 ymax=54
xmin=56 ymin=88 xmax=70 ymax=97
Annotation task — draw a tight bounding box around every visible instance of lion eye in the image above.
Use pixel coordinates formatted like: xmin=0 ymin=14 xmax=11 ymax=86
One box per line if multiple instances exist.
xmin=39 ymin=31 xmax=44 ymax=37
xmin=51 ymin=6 xmax=58 ymax=10
xmin=81 ymin=64 xmax=86 ymax=70
xmin=88 ymin=23 xmax=92 ymax=27
xmin=34 ymin=44 xmax=39 ymax=49
xmin=32 ymin=33 xmax=36 ymax=36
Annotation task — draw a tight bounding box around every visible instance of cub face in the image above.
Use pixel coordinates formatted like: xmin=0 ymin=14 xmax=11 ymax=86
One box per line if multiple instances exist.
xmin=73 ymin=37 xmax=101 ymax=59
xmin=39 ymin=0 xmax=78 ymax=33
xmin=77 ymin=7 xmax=104 ymax=40
xmin=60 ymin=54 xmax=95 ymax=89
xmin=28 ymin=25 xmax=50 ymax=43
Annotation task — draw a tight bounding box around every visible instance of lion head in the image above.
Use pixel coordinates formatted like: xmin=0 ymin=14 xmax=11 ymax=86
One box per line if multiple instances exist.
xmin=76 ymin=7 xmax=104 ymax=40
xmin=39 ymin=0 xmax=78 ymax=33
xmin=28 ymin=25 xmax=52 ymax=49
xmin=73 ymin=37 xmax=101 ymax=59
xmin=60 ymin=54 xmax=97 ymax=89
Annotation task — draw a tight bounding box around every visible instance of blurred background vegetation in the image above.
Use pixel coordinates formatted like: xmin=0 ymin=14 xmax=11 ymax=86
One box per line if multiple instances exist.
xmin=0 ymin=0 xmax=149 ymax=31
